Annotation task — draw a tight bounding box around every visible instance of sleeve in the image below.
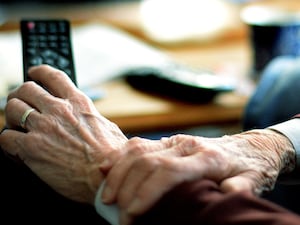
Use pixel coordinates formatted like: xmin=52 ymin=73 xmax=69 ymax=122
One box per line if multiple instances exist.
xmin=268 ymin=118 xmax=300 ymax=181
xmin=133 ymin=179 xmax=300 ymax=225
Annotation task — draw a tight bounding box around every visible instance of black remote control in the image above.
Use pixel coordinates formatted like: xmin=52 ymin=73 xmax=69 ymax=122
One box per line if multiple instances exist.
xmin=123 ymin=64 xmax=236 ymax=103
xmin=20 ymin=19 xmax=77 ymax=86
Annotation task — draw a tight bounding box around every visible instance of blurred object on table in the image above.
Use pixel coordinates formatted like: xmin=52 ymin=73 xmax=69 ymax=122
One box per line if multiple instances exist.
xmin=139 ymin=0 xmax=244 ymax=45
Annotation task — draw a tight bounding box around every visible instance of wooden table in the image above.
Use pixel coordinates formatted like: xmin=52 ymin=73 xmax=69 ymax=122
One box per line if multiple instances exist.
xmin=0 ymin=1 xmax=252 ymax=133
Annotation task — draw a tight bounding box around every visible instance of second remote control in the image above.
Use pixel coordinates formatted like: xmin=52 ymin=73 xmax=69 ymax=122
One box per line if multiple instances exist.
xmin=21 ymin=19 xmax=77 ymax=86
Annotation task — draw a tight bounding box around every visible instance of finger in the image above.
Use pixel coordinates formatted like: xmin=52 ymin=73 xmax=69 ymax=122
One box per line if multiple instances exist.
xmin=115 ymin=148 xmax=194 ymax=214
xmin=124 ymin=158 xmax=187 ymax=216
xmin=101 ymin=152 xmax=147 ymax=204
xmin=101 ymin=139 xmax=166 ymax=204
xmin=119 ymin=210 xmax=134 ymax=225
xmin=7 ymin=81 xmax=52 ymax=111
xmin=117 ymin=156 xmax=157 ymax=208
xmin=0 ymin=129 xmax=27 ymax=159
xmin=28 ymin=65 xmax=78 ymax=98
xmin=123 ymin=150 xmax=226 ymax=216
xmin=99 ymin=150 xmax=126 ymax=175
xmin=5 ymin=98 xmax=40 ymax=130
xmin=220 ymin=175 xmax=261 ymax=194
xmin=115 ymin=146 xmax=193 ymax=208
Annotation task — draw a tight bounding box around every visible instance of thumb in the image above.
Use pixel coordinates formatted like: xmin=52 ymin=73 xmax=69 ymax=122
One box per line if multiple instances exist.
xmin=220 ymin=176 xmax=257 ymax=194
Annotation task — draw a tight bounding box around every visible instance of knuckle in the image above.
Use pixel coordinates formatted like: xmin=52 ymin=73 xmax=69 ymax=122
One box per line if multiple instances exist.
xmin=12 ymin=81 xmax=36 ymax=97
xmin=22 ymin=81 xmax=36 ymax=88
xmin=126 ymin=137 xmax=148 ymax=155
xmin=21 ymin=81 xmax=36 ymax=91
xmin=128 ymin=137 xmax=144 ymax=145
xmin=37 ymin=116 xmax=55 ymax=131
xmin=51 ymin=99 xmax=73 ymax=115
xmin=5 ymin=98 xmax=18 ymax=113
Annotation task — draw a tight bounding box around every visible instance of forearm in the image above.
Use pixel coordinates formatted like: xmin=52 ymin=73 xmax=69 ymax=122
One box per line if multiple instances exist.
xmin=236 ymin=128 xmax=296 ymax=175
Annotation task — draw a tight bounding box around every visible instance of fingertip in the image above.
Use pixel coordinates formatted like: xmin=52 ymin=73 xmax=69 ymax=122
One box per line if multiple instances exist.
xmin=101 ymin=184 xmax=113 ymax=204
xmin=0 ymin=126 xmax=9 ymax=144
xmin=27 ymin=65 xmax=49 ymax=76
xmin=28 ymin=64 xmax=53 ymax=73
xmin=0 ymin=128 xmax=26 ymax=152
xmin=27 ymin=65 xmax=49 ymax=82
xmin=27 ymin=65 xmax=39 ymax=74
xmin=220 ymin=177 xmax=254 ymax=193
xmin=120 ymin=211 xmax=133 ymax=225
xmin=127 ymin=198 xmax=142 ymax=214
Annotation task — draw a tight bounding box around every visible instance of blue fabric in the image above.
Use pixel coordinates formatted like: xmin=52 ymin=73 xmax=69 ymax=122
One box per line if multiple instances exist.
xmin=243 ymin=56 xmax=300 ymax=130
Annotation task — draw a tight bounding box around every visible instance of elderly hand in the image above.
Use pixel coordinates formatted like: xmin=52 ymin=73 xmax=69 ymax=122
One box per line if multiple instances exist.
xmin=101 ymin=130 xmax=295 ymax=225
xmin=0 ymin=65 xmax=128 ymax=204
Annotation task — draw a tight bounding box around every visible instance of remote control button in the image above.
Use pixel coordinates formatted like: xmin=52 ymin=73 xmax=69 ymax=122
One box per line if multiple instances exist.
xmin=38 ymin=35 xmax=47 ymax=42
xmin=27 ymin=48 xmax=37 ymax=55
xmin=30 ymin=56 xmax=43 ymax=66
xmin=60 ymin=48 xmax=70 ymax=55
xmin=49 ymin=42 xmax=58 ymax=48
xmin=28 ymin=35 xmax=38 ymax=41
xmin=57 ymin=56 xmax=70 ymax=68
xmin=44 ymin=58 xmax=55 ymax=66
xmin=41 ymin=49 xmax=58 ymax=59
xmin=28 ymin=41 xmax=39 ymax=48
xmin=59 ymin=35 xmax=68 ymax=41
xmin=49 ymin=23 xmax=58 ymax=33
xmin=48 ymin=35 xmax=58 ymax=42
xmin=60 ymin=41 xmax=69 ymax=48
xmin=39 ymin=42 xmax=48 ymax=48
xmin=27 ymin=22 xmax=35 ymax=31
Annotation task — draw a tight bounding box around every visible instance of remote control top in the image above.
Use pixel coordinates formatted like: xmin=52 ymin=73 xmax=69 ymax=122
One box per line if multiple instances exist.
xmin=20 ymin=19 xmax=77 ymax=85
xmin=123 ymin=64 xmax=236 ymax=103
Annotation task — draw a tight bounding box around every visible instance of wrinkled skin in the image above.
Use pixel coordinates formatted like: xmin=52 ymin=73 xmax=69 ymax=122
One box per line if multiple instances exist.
xmin=0 ymin=65 xmax=295 ymax=225
xmin=0 ymin=65 xmax=129 ymax=204
xmin=100 ymin=127 xmax=295 ymax=225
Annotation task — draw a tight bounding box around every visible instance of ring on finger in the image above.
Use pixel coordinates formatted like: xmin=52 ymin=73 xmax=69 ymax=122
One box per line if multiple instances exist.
xmin=20 ymin=108 xmax=35 ymax=129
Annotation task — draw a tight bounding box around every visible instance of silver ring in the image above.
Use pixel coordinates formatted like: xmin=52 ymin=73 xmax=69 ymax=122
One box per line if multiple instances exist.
xmin=20 ymin=108 xmax=35 ymax=129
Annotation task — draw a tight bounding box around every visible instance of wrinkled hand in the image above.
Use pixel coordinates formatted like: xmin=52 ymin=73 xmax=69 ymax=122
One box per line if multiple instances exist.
xmin=0 ymin=65 xmax=128 ymax=204
xmin=101 ymin=131 xmax=295 ymax=225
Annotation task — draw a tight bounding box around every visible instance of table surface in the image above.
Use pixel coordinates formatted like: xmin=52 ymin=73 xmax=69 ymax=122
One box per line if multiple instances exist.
xmin=0 ymin=1 xmax=256 ymax=133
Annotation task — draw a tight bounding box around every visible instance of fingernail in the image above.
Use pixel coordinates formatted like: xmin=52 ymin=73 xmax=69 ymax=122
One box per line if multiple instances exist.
xmin=120 ymin=211 xmax=132 ymax=225
xmin=127 ymin=198 xmax=141 ymax=214
xmin=101 ymin=185 xmax=112 ymax=203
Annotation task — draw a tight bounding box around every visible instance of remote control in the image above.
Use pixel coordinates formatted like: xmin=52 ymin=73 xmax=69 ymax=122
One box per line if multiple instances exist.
xmin=20 ymin=19 xmax=77 ymax=86
xmin=123 ymin=64 xmax=236 ymax=103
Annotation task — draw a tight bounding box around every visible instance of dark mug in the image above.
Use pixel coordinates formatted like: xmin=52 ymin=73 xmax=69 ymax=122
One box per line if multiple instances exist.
xmin=241 ymin=5 xmax=300 ymax=80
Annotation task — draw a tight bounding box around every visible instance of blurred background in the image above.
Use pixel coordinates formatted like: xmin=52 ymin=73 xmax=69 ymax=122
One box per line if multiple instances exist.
xmin=1 ymin=0 xmax=299 ymax=135
xmin=1 ymin=0 xmax=300 ymax=215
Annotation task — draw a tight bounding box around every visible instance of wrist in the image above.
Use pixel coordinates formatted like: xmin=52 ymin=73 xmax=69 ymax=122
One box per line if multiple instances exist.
xmin=239 ymin=129 xmax=296 ymax=175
